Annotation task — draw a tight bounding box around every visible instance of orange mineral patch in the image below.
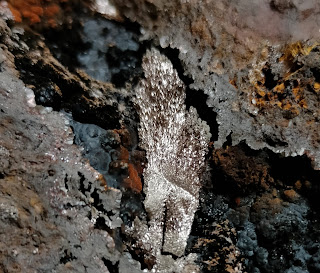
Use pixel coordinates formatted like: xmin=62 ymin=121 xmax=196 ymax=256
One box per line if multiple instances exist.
xmin=7 ymin=0 xmax=64 ymax=26
xmin=118 ymin=145 xmax=130 ymax=161
xmin=283 ymin=189 xmax=299 ymax=202
xmin=123 ymin=163 xmax=142 ymax=193
xmin=279 ymin=41 xmax=318 ymax=70
xmin=314 ymin=82 xmax=320 ymax=93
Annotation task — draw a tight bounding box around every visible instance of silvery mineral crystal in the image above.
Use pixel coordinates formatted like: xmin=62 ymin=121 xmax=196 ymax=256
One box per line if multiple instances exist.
xmin=133 ymin=48 xmax=211 ymax=268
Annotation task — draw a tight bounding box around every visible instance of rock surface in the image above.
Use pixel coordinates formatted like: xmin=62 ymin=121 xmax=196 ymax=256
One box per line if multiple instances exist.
xmin=112 ymin=0 xmax=320 ymax=169
xmin=0 ymin=10 xmax=142 ymax=272
xmin=1 ymin=1 xmax=320 ymax=273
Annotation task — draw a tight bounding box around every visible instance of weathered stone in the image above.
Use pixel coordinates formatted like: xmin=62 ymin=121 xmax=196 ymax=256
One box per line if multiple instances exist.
xmin=113 ymin=0 xmax=320 ymax=169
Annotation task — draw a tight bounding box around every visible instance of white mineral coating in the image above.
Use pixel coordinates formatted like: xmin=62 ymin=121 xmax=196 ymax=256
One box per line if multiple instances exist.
xmin=0 ymin=1 xmax=13 ymax=21
xmin=94 ymin=0 xmax=118 ymax=18
xmin=134 ymin=48 xmax=211 ymax=261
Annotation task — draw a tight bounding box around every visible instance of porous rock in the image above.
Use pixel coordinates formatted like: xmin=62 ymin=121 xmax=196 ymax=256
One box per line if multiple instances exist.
xmin=112 ymin=0 xmax=320 ymax=169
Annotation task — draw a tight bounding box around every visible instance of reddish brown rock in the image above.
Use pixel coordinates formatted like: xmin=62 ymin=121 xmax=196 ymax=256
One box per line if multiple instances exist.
xmin=212 ymin=144 xmax=273 ymax=192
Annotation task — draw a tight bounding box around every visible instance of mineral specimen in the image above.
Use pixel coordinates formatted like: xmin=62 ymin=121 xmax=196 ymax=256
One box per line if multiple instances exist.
xmin=128 ymin=48 xmax=210 ymax=270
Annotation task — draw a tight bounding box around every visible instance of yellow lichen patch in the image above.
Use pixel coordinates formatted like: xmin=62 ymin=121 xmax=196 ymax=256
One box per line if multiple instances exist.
xmin=247 ymin=42 xmax=315 ymax=115
xmin=280 ymin=41 xmax=318 ymax=64
xmin=255 ymin=85 xmax=266 ymax=97
xmin=299 ymin=99 xmax=308 ymax=109
xmin=292 ymin=86 xmax=308 ymax=108
xmin=314 ymin=82 xmax=320 ymax=93
xmin=274 ymin=83 xmax=285 ymax=93
xmin=282 ymin=102 xmax=292 ymax=111
xmin=292 ymin=86 xmax=300 ymax=99
xmin=292 ymin=106 xmax=300 ymax=117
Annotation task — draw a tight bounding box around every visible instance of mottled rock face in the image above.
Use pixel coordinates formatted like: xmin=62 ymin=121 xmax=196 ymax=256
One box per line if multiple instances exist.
xmin=112 ymin=0 xmax=320 ymax=72
xmin=212 ymin=144 xmax=274 ymax=192
xmin=112 ymin=0 xmax=320 ymax=169
xmin=3 ymin=1 xmax=320 ymax=273
xmin=0 ymin=41 xmax=124 ymax=271
xmin=0 ymin=14 xmax=142 ymax=272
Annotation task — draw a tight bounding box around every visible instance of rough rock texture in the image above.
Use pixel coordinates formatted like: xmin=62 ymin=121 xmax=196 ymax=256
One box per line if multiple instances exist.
xmin=0 ymin=46 xmax=123 ymax=272
xmin=112 ymin=0 xmax=320 ymax=169
xmin=6 ymin=0 xmax=93 ymax=27
xmin=2 ymin=1 xmax=320 ymax=273
xmin=212 ymin=144 xmax=274 ymax=193
xmin=186 ymin=140 xmax=320 ymax=273
xmin=77 ymin=17 xmax=141 ymax=84
xmin=0 ymin=12 xmax=145 ymax=272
